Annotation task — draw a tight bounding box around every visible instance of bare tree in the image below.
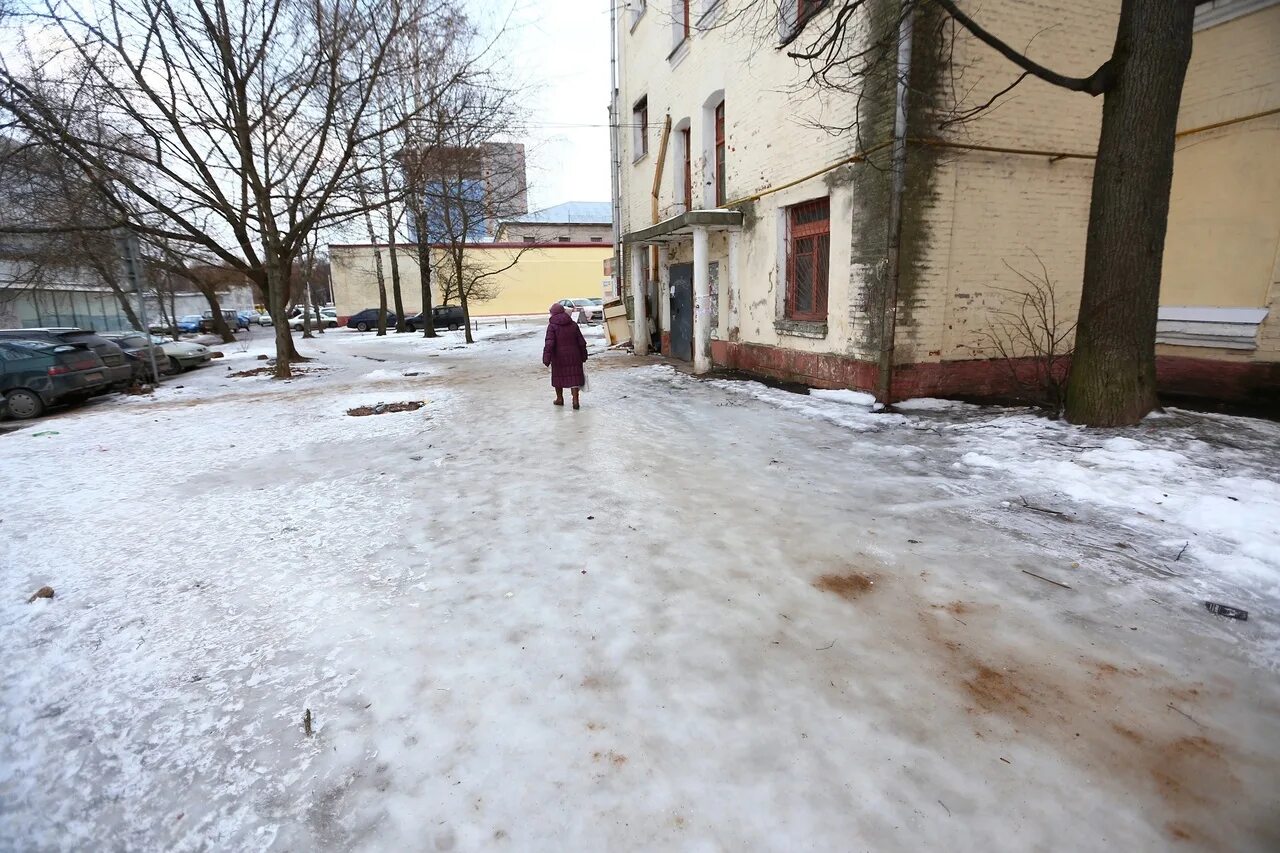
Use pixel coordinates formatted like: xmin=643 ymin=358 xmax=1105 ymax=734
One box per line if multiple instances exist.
xmin=414 ymin=81 xmax=528 ymax=344
xmin=0 ymin=0 xmax=460 ymax=377
xmin=718 ymin=0 xmax=1195 ymax=426
xmin=980 ymin=254 xmax=1076 ymax=417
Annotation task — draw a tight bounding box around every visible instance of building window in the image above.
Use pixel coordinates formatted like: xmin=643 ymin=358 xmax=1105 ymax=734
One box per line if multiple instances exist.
xmin=785 ymin=197 xmax=830 ymax=321
xmin=798 ymin=0 xmax=824 ymax=20
xmin=714 ymin=100 xmax=726 ymax=206
xmin=670 ymin=0 xmax=691 ymax=54
xmin=558 ymin=236 xmax=571 ymax=243
xmin=1194 ymin=0 xmax=1280 ymax=30
xmin=522 ymin=236 xmax=536 ymax=243
xmin=680 ymin=127 xmax=692 ymax=210
xmin=633 ymin=96 xmax=648 ymax=159
xmin=628 ymin=0 xmax=647 ymax=30
xmin=590 ymin=236 xmax=604 ymax=242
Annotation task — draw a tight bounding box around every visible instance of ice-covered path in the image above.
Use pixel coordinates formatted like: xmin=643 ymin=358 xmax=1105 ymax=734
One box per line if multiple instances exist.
xmin=2 ymin=325 xmax=1277 ymax=852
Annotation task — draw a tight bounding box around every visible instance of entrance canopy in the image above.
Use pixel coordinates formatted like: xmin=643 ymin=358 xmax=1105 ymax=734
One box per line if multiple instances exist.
xmin=622 ymin=209 xmax=742 ymax=244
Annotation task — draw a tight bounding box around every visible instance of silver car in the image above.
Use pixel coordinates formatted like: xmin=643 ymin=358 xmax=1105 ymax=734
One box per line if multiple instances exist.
xmin=151 ymin=335 xmax=212 ymax=372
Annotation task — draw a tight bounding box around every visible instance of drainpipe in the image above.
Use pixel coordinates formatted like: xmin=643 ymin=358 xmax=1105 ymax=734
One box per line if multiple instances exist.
xmin=608 ymin=0 xmax=624 ymax=313
xmin=875 ymin=1 xmax=914 ymax=406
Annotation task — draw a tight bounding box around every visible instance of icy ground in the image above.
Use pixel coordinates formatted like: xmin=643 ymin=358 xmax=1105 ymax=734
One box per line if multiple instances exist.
xmin=2 ymin=324 xmax=1277 ymax=851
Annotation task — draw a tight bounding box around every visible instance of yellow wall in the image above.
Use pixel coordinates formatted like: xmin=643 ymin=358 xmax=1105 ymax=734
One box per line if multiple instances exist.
xmin=1159 ymin=3 xmax=1280 ymax=361
xmin=329 ymin=244 xmax=612 ymax=318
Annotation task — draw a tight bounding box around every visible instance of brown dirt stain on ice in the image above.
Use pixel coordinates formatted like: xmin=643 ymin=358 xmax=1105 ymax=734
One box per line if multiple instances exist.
xmin=814 ymin=573 xmax=878 ymax=601
xmin=962 ymin=664 xmax=1036 ymax=716
xmin=914 ymin=607 xmax=1251 ymax=844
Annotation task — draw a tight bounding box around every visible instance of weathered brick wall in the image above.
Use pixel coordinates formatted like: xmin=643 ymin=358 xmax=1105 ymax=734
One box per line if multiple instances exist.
xmin=619 ymin=0 xmax=1278 ymax=396
xmin=618 ymin=0 xmax=889 ymax=357
xmin=896 ymin=0 xmax=1115 ymax=366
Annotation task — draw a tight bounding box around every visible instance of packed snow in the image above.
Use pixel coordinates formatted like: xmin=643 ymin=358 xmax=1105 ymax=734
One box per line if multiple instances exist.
xmin=2 ymin=324 xmax=1277 ymax=851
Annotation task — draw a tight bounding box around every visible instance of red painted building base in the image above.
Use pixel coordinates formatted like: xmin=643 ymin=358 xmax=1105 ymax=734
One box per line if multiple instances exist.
xmin=708 ymin=340 xmax=1279 ymax=406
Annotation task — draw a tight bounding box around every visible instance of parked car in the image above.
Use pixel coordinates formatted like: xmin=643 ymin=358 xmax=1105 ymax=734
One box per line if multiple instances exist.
xmin=0 ymin=328 xmax=132 ymax=391
xmin=101 ymin=332 xmax=168 ymax=382
xmin=0 ymin=339 xmax=110 ymax=419
xmin=176 ymin=314 xmax=203 ymax=333
xmin=150 ymin=335 xmax=212 ymax=372
xmin=406 ymin=305 xmax=465 ymax=332
xmin=239 ymin=311 xmax=260 ymax=327
xmin=200 ymin=309 xmax=249 ymax=333
xmin=257 ymin=312 xmax=273 ymax=326
xmin=557 ymin=298 xmax=603 ymax=323
xmin=346 ymin=308 xmax=397 ymax=332
xmin=288 ymin=310 xmax=339 ymax=331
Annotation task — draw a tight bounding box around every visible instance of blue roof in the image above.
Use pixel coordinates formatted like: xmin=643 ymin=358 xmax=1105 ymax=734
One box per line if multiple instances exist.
xmin=505 ymin=201 xmax=612 ymax=225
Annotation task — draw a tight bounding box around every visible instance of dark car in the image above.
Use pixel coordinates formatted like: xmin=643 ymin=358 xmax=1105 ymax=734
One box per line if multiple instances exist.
xmin=346 ymin=308 xmax=398 ymax=332
xmin=200 ymin=309 xmax=249 ymax=333
xmin=0 ymin=339 xmax=110 ymax=419
xmin=406 ymin=305 xmax=465 ymax=332
xmin=101 ymin=332 xmax=168 ymax=382
xmin=0 ymin=328 xmax=132 ymax=391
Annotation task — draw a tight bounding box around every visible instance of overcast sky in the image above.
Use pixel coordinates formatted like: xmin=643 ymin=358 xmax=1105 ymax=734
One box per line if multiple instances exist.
xmin=490 ymin=0 xmax=616 ymax=212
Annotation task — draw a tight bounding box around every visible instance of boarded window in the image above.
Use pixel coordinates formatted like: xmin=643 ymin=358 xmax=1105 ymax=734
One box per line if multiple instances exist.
xmin=785 ymin=198 xmax=830 ymax=321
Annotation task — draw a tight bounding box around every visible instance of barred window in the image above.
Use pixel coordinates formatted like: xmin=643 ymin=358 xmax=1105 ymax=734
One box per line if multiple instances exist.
xmin=785 ymin=197 xmax=830 ymax=321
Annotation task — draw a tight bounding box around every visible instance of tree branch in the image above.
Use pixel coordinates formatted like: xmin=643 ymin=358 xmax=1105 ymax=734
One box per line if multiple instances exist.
xmin=928 ymin=0 xmax=1113 ymax=96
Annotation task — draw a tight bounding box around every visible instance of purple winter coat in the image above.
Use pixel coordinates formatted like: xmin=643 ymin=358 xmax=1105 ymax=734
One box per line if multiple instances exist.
xmin=543 ymin=306 xmax=588 ymax=388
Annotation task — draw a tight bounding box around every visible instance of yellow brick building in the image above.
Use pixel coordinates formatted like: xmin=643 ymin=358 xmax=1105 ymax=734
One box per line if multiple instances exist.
xmin=329 ymin=243 xmax=612 ymax=319
xmin=615 ymin=0 xmax=1280 ymax=405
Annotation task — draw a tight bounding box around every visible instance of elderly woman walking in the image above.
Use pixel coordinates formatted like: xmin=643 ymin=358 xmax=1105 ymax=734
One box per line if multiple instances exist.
xmin=542 ymin=303 xmax=589 ymax=409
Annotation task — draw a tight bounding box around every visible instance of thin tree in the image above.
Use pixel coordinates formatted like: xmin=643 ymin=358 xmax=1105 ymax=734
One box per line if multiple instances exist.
xmin=415 ymin=83 xmax=528 ymax=344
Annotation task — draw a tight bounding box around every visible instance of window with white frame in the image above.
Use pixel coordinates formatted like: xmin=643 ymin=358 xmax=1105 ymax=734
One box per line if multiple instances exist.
xmin=632 ymin=96 xmax=649 ymax=160
xmin=670 ymin=0 xmax=691 ymax=54
xmin=676 ymin=124 xmax=693 ymax=210
xmin=1194 ymin=0 xmax=1280 ymax=30
xmin=699 ymin=92 xmax=725 ymax=208
xmin=628 ymin=0 xmax=647 ymax=30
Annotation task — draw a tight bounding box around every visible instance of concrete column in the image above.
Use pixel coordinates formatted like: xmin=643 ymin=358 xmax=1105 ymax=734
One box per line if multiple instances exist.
xmin=630 ymin=244 xmax=648 ymax=355
xmin=692 ymin=225 xmax=711 ymax=374
xmin=657 ymin=245 xmax=671 ymax=337
xmin=726 ymin=230 xmax=741 ymax=342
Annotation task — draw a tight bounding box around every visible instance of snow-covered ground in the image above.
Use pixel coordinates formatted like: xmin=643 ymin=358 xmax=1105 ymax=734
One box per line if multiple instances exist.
xmin=2 ymin=324 xmax=1277 ymax=851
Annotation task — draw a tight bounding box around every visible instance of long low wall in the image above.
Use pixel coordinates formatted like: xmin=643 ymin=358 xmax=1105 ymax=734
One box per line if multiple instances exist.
xmin=707 ymin=339 xmax=1280 ymax=409
xmin=329 ymin=243 xmax=612 ymax=318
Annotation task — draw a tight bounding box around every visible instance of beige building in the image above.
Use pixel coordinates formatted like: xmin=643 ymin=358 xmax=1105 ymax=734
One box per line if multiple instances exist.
xmin=494 ymin=201 xmax=613 ymax=244
xmin=613 ymin=0 xmax=1280 ymax=405
xmin=329 ymin=243 xmax=612 ymax=319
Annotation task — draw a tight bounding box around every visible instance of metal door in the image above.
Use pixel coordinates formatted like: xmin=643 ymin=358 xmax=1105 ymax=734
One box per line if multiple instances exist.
xmin=670 ymin=262 xmax=693 ymax=362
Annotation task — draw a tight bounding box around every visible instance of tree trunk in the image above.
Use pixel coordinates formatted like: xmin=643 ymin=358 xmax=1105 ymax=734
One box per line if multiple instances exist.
xmin=362 ymin=209 xmax=389 ymax=336
xmin=301 ymin=277 xmax=314 ymax=339
xmin=456 ymin=252 xmax=473 ymax=344
xmin=414 ymin=208 xmax=437 ymax=337
xmin=389 ymin=239 xmax=406 ymax=332
xmin=106 ymin=280 xmax=143 ymax=331
xmin=382 ymin=173 xmax=407 ymax=333
xmin=1065 ymin=0 xmax=1194 ymax=426
xmin=265 ymin=264 xmax=294 ymax=378
xmin=313 ymin=280 xmax=325 ymax=335
xmin=199 ymin=285 xmax=236 ymax=343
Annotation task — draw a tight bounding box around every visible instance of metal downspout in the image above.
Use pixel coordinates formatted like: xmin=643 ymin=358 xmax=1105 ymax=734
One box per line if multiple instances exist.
xmin=608 ymin=0 xmax=624 ymax=314
xmin=875 ymin=2 xmax=914 ymax=406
